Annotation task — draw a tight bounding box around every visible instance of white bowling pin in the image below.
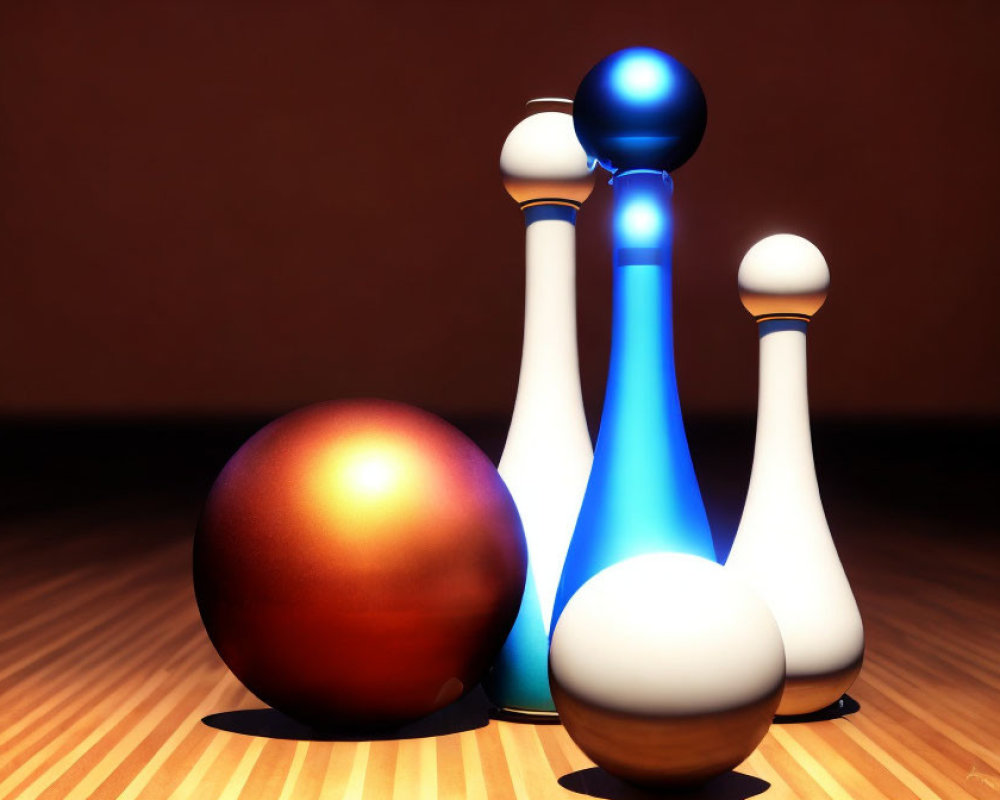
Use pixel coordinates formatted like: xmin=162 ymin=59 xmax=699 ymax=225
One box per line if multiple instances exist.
xmin=726 ymin=233 xmax=864 ymax=716
xmin=484 ymin=99 xmax=595 ymax=715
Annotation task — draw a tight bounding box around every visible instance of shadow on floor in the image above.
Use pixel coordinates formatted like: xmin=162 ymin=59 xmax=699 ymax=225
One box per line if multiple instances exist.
xmin=202 ymin=686 xmax=491 ymax=741
xmin=773 ymin=694 xmax=860 ymax=724
xmin=559 ymin=768 xmax=770 ymax=799
xmin=488 ymin=707 xmax=562 ymax=725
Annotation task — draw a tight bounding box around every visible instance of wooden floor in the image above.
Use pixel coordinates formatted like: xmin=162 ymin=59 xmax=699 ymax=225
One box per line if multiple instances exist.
xmin=1 ymin=420 xmax=998 ymax=799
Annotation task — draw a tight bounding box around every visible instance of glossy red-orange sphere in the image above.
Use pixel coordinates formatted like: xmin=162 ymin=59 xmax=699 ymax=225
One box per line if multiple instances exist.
xmin=194 ymin=399 xmax=527 ymax=728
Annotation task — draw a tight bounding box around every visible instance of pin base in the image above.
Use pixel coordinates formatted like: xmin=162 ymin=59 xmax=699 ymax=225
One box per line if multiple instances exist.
xmin=492 ymin=706 xmax=560 ymax=723
xmin=775 ymin=656 xmax=864 ymax=717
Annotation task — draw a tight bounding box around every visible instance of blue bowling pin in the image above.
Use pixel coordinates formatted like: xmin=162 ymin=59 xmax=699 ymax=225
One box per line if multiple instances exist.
xmin=552 ymin=47 xmax=717 ymax=631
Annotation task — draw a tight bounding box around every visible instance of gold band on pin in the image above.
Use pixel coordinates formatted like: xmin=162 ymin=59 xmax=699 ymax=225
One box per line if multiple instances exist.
xmin=519 ymin=198 xmax=583 ymax=210
xmin=754 ymin=313 xmax=812 ymax=323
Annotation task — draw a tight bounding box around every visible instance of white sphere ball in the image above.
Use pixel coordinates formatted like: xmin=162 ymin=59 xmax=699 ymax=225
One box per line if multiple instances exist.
xmin=549 ymin=553 xmax=785 ymax=787
xmin=738 ymin=233 xmax=829 ymax=318
xmin=500 ymin=99 xmax=594 ymax=207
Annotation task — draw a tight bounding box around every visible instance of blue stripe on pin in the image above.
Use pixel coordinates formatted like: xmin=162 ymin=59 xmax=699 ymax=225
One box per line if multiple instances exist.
xmin=523 ymin=204 xmax=578 ymax=225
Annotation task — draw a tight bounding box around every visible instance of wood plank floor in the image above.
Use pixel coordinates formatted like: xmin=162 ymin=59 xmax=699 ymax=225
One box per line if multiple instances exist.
xmin=1 ymin=421 xmax=998 ymax=799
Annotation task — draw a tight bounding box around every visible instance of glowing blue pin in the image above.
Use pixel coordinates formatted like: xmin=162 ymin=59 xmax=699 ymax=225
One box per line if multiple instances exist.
xmin=551 ymin=47 xmax=716 ymax=630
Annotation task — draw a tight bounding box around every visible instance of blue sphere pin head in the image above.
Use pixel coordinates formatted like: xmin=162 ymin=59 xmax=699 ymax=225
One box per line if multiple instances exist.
xmin=573 ymin=47 xmax=707 ymax=174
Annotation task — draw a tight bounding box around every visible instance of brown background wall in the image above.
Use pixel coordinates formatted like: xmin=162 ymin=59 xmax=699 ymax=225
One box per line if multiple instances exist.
xmin=2 ymin=0 xmax=998 ymax=422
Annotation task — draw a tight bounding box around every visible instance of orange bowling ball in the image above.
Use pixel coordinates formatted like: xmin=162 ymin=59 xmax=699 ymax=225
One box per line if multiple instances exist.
xmin=194 ymin=399 xmax=527 ymax=728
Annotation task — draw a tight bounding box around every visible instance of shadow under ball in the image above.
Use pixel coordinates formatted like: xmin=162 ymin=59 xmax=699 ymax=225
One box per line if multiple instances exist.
xmin=194 ymin=399 xmax=528 ymax=728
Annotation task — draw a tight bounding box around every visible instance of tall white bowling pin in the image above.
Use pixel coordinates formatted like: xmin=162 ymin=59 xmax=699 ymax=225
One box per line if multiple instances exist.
xmin=726 ymin=234 xmax=864 ymax=716
xmin=483 ymin=99 xmax=595 ymax=716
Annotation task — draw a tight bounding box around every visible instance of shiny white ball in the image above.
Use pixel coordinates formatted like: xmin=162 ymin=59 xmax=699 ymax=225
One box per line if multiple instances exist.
xmin=738 ymin=233 xmax=829 ymax=318
xmin=549 ymin=553 xmax=785 ymax=787
xmin=500 ymin=99 xmax=594 ymax=207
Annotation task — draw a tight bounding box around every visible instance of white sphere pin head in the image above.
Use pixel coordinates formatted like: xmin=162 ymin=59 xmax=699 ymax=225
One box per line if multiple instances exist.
xmin=500 ymin=98 xmax=595 ymax=209
xmin=739 ymin=234 xmax=829 ymax=320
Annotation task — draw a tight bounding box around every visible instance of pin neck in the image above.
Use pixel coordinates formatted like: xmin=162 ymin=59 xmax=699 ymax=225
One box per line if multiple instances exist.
xmin=751 ymin=320 xmax=817 ymax=487
xmin=522 ymin=204 xmax=579 ymax=225
xmin=611 ymin=169 xmax=672 ymax=269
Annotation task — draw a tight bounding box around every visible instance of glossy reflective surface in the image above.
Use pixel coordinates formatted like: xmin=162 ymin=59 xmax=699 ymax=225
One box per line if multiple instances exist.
xmin=552 ymin=171 xmax=715 ymax=631
xmin=194 ymin=399 xmax=527 ymax=728
xmin=573 ymin=47 xmax=707 ymax=174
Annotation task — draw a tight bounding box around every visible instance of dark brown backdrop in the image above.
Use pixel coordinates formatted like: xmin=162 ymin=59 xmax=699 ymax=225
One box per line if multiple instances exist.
xmin=2 ymin=0 xmax=998 ymax=422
